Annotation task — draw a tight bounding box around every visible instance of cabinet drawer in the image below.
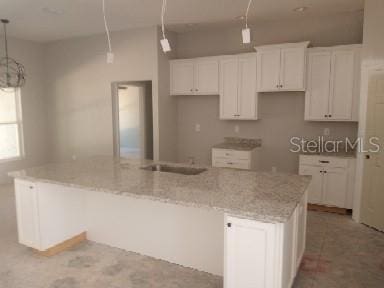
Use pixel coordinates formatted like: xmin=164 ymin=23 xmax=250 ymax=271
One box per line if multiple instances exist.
xmin=299 ymin=155 xmax=349 ymax=168
xmin=213 ymin=159 xmax=251 ymax=170
xmin=212 ymin=149 xmax=251 ymax=160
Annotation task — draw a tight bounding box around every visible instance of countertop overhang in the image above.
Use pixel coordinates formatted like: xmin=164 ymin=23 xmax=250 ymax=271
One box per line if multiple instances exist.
xmin=8 ymin=156 xmax=311 ymax=223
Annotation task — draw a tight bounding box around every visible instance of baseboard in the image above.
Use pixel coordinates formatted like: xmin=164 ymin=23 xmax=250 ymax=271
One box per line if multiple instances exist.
xmin=35 ymin=232 xmax=87 ymax=257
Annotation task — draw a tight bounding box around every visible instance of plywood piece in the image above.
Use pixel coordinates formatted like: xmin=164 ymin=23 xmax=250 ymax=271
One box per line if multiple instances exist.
xmin=308 ymin=204 xmax=348 ymax=215
xmin=35 ymin=232 xmax=87 ymax=257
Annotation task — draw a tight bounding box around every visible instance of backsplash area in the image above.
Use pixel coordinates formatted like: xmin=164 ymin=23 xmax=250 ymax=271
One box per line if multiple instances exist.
xmin=176 ymin=93 xmax=358 ymax=173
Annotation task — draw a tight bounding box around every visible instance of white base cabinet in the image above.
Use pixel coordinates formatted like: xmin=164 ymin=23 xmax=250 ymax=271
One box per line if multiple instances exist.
xmin=14 ymin=179 xmax=86 ymax=251
xmin=225 ymin=192 xmax=307 ymax=288
xmin=299 ymin=155 xmax=356 ymax=209
xmin=212 ymin=148 xmax=260 ymax=170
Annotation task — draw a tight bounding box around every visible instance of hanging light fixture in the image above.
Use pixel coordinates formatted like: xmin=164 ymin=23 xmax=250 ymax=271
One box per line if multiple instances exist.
xmin=0 ymin=19 xmax=26 ymax=89
xmin=242 ymin=0 xmax=253 ymax=44
xmin=160 ymin=0 xmax=171 ymax=53
xmin=102 ymin=0 xmax=114 ymax=64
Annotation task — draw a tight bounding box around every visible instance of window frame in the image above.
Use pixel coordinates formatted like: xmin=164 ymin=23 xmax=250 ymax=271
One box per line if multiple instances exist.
xmin=0 ymin=88 xmax=25 ymax=163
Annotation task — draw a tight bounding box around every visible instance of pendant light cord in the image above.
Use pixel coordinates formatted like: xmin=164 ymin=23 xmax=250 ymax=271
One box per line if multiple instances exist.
xmin=1 ymin=20 xmax=10 ymax=85
xmin=245 ymin=0 xmax=253 ymax=29
xmin=161 ymin=0 xmax=167 ymax=39
xmin=102 ymin=0 xmax=112 ymax=53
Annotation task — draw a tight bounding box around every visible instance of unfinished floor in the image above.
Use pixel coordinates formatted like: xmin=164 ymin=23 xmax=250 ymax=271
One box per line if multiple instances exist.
xmin=0 ymin=184 xmax=383 ymax=288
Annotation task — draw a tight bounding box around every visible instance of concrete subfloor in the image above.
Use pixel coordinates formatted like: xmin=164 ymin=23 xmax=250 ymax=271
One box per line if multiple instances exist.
xmin=1 ymin=184 xmax=383 ymax=288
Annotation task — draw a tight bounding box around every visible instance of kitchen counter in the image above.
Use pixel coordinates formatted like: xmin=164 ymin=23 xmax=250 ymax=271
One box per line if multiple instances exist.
xmin=9 ymin=156 xmax=310 ymax=223
xmin=213 ymin=137 xmax=262 ymax=151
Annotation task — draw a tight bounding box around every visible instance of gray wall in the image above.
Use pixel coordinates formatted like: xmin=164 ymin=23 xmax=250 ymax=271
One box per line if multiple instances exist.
xmin=0 ymin=37 xmax=49 ymax=183
xmin=362 ymin=0 xmax=384 ymax=62
xmin=174 ymin=12 xmax=363 ymax=173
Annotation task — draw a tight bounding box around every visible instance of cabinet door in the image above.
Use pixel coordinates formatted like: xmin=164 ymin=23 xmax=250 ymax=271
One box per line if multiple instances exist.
xmin=329 ymin=50 xmax=355 ymax=120
xmin=323 ymin=168 xmax=348 ymax=208
xmin=280 ymin=47 xmax=306 ymax=91
xmin=220 ymin=57 xmax=239 ymax=119
xmin=225 ymin=216 xmax=276 ymax=288
xmin=305 ymin=52 xmax=332 ymax=120
xmin=194 ymin=58 xmax=219 ymax=95
xmin=299 ymin=165 xmax=324 ymax=204
xmin=238 ymin=54 xmax=258 ymax=119
xmin=170 ymin=60 xmax=194 ymax=95
xmin=256 ymin=49 xmax=281 ymax=92
xmin=14 ymin=180 xmax=41 ymax=249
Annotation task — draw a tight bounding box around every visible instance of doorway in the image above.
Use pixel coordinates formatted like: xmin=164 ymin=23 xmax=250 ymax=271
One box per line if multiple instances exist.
xmin=112 ymin=81 xmax=153 ymax=160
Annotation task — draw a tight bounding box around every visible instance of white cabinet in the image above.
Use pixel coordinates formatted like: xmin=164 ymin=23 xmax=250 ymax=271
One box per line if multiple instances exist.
xmin=15 ymin=180 xmax=40 ymax=249
xmin=212 ymin=147 xmax=260 ymax=170
xmin=170 ymin=57 xmax=219 ymax=95
xmin=219 ymin=53 xmax=258 ymax=120
xmin=224 ymin=191 xmax=307 ymax=288
xmin=305 ymin=45 xmax=361 ymax=121
xmin=255 ymin=42 xmax=310 ymax=92
xmin=14 ymin=179 xmax=86 ymax=251
xmin=299 ymin=155 xmax=356 ymax=209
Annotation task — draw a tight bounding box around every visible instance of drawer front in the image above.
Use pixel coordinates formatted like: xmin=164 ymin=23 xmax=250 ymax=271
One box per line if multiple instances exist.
xmin=212 ymin=149 xmax=251 ymax=160
xmin=213 ymin=159 xmax=251 ymax=170
xmin=299 ymin=155 xmax=349 ymax=168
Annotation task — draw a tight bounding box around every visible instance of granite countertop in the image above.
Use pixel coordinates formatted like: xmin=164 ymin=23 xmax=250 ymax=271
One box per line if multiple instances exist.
xmin=213 ymin=137 xmax=262 ymax=151
xmin=8 ymin=156 xmax=310 ymax=224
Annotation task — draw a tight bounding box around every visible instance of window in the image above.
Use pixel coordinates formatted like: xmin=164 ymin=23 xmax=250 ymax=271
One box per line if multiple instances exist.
xmin=0 ymin=88 xmax=24 ymax=161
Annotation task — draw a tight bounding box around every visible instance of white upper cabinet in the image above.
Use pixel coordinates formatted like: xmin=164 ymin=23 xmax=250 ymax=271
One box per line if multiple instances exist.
xmin=255 ymin=42 xmax=310 ymax=92
xmin=170 ymin=60 xmax=195 ymax=95
xmin=256 ymin=48 xmax=281 ymax=92
xmin=194 ymin=58 xmax=219 ymax=95
xmin=170 ymin=57 xmax=219 ymax=95
xmin=220 ymin=53 xmax=258 ymax=120
xmin=305 ymin=45 xmax=361 ymax=121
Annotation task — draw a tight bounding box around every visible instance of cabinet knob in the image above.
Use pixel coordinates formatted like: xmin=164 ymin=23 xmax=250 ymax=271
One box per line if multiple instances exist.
xmin=29 ymin=186 xmax=34 ymax=189
xmin=227 ymin=223 xmax=232 ymax=228
xmin=324 ymin=115 xmax=328 ymax=118
xmin=280 ymin=85 xmax=283 ymax=88
xmin=276 ymin=84 xmax=279 ymax=88
xmin=195 ymin=88 xmax=199 ymax=91
xmin=328 ymin=114 xmax=332 ymax=118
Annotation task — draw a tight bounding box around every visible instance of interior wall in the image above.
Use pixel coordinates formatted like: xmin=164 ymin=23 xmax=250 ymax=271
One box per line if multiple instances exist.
xmin=44 ymin=27 xmax=161 ymax=162
xmin=362 ymin=0 xmax=384 ymax=63
xmin=174 ymin=11 xmax=363 ymax=172
xmin=0 ymin=37 xmax=49 ymax=184
xmin=156 ymin=28 xmax=178 ymax=161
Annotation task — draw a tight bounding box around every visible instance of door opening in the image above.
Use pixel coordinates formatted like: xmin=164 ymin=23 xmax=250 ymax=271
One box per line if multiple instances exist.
xmin=112 ymin=81 xmax=153 ymax=160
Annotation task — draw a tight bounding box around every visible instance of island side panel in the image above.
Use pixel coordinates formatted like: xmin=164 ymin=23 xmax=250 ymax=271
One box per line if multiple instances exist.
xmin=85 ymin=190 xmax=225 ymax=276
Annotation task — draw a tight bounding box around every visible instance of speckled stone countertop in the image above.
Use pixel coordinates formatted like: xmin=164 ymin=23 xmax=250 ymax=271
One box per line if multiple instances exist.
xmin=8 ymin=156 xmax=310 ymax=223
xmin=213 ymin=137 xmax=262 ymax=151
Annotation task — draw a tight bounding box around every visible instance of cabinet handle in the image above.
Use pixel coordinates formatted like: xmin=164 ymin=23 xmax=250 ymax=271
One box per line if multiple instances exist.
xmin=319 ymin=160 xmax=330 ymax=163
xmin=227 ymin=223 xmax=232 ymax=228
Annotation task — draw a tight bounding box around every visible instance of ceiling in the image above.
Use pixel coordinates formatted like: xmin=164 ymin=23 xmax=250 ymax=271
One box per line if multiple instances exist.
xmin=0 ymin=0 xmax=364 ymax=42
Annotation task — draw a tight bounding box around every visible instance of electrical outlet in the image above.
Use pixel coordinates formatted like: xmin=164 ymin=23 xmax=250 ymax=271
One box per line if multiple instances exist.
xmin=234 ymin=125 xmax=240 ymax=133
xmin=323 ymin=128 xmax=330 ymax=136
xmin=195 ymin=123 xmax=201 ymax=132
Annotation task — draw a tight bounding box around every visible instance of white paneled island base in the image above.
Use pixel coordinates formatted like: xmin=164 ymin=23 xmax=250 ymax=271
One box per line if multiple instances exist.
xmin=11 ymin=157 xmax=309 ymax=288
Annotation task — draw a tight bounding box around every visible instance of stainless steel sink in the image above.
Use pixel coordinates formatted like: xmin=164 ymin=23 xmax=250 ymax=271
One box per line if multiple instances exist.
xmin=141 ymin=164 xmax=207 ymax=175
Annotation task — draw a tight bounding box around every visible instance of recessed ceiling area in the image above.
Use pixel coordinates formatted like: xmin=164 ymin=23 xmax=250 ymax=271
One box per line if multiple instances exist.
xmin=0 ymin=0 xmax=364 ymax=42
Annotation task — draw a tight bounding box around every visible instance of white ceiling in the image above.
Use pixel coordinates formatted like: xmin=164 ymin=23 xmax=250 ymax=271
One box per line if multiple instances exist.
xmin=0 ymin=0 xmax=364 ymax=42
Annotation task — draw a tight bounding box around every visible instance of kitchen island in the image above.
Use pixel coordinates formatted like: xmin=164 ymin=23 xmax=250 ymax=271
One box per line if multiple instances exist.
xmin=9 ymin=156 xmax=310 ymax=288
